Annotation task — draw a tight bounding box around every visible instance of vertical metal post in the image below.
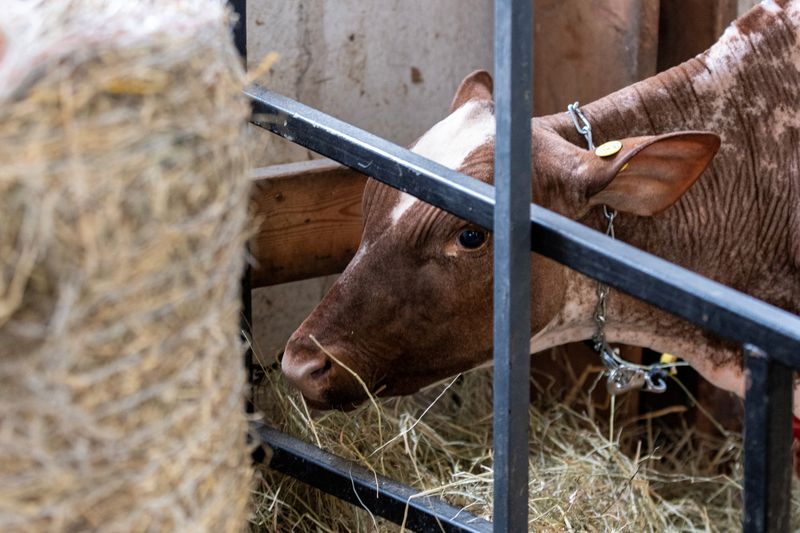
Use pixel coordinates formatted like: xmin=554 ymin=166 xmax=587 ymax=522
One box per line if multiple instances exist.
xmin=492 ymin=0 xmax=532 ymax=530
xmin=241 ymin=264 xmax=254 ymax=414
xmin=743 ymin=344 xmax=793 ymax=533
xmin=229 ymin=0 xmax=253 ymax=413
xmin=231 ymin=0 xmax=247 ymax=63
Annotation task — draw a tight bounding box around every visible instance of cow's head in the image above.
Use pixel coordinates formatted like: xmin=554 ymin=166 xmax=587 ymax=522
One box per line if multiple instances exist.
xmin=282 ymin=70 xmax=720 ymax=410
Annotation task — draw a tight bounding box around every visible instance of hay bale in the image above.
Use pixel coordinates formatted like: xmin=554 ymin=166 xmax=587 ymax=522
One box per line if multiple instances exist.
xmin=0 ymin=1 xmax=252 ymax=531
xmin=252 ymin=350 xmax=800 ymax=532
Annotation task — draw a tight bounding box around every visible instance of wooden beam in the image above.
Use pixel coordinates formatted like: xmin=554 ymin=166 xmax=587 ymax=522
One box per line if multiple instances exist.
xmin=533 ymin=0 xmax=659 ymax=115
xmin=249 ymin=160 xmax=366 ymax=288
xmin=657 ymin=0 xmax=738 ymax=71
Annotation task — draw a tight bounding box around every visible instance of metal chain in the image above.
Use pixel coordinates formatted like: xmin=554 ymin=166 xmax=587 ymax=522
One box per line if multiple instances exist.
xmin=567 ymin=102 xmax=594 ymax=150
xmin=567 ymin=103 xmax=687 ymax=395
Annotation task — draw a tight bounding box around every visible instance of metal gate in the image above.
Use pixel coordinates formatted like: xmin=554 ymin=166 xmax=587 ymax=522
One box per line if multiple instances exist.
xmin=233 ymin=1 xmax=800 ymax=531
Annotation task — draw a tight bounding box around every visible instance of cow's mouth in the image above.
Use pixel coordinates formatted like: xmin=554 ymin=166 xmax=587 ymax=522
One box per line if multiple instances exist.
xmin=303 ymin=396 xmax=362 ymax=412
xmin=300 ymin=378 xmax=422 ymax=411
xmin=301 ymin=380 xmax=377 ymax=412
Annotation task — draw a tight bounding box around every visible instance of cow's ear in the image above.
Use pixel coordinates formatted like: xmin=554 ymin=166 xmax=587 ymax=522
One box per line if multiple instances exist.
xmin=584 ymin=132 xmax=720 ymax=216
xmin=449 ymin=70 xmax=493 ymax=112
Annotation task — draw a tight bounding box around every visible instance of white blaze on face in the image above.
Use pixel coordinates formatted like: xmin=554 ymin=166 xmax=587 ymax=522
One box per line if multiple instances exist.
xmin=390 ymin=101 xmax=495 ymax=225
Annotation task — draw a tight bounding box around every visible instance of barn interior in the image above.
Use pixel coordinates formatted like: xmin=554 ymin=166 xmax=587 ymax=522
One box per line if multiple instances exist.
xmin=3 ymin=0 xmax=799 ymax=531
xmin=247 ymin=0 xmax=800 ymax=531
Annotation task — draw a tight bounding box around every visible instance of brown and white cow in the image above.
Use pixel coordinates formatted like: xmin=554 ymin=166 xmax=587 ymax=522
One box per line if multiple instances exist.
xmin=282 ymin=0 xmax=800 ymax=412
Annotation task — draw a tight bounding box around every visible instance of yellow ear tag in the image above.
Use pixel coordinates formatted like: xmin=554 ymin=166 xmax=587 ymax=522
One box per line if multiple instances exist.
xmin=660 ymin=353 xmax=680 ymax=376
xmin=595 ymin=140 xmax=622 ymax=158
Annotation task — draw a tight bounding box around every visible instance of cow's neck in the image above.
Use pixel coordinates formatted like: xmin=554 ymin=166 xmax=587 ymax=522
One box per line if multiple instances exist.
xmin=534 ymin=1 xmax=800 ymax=394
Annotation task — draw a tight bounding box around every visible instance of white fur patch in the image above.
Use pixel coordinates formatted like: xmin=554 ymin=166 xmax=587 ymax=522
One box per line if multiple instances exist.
xmin=390 ymin=101 xmax=495 ymax=225
xmin=390 ymin=192 xmax=418 ymax=225
xmin=700 ymin=24 xmax=756 ymax=79
xmin=347 ymin=241 xmax=370 ymax=269
xmin=761 ymin=0 xmax=781 ymax=14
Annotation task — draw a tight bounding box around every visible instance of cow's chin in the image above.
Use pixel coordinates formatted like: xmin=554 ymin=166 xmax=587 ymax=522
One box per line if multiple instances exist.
xmin=298 ymin=383 xmax=373 ymax=411
xmin=301 ymin=381 xmax=425 ymax=411
xmin=303 ymin=395 xmax=362 ymax=412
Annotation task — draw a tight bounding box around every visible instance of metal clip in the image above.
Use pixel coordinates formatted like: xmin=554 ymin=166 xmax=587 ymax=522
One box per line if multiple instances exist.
xmin=598 ymin=343 xmax=669 ymax=395
xmin=643 ymin=369 xmax=667 ymax=393
xmin=606 ymin=367 xmax=646 ymax=395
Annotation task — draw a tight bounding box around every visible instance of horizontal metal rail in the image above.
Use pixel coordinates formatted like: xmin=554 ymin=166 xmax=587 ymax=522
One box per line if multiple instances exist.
xmin=253 ymin=423 xmax=493 ymax=533
xmin=246 ymin=84 xmax=800 ymax=365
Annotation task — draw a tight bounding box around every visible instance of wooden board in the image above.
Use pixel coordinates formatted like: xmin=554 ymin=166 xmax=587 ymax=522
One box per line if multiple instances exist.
xmin=534 ymin=0 xmax=659 ymax=115
xmin=249 ymin=160 xmax=366 ymax=287
xmin=657 ymin=0 xmax=738 ymax=71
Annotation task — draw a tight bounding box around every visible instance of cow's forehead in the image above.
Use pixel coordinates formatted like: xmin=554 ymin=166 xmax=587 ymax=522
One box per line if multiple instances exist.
xmin=412 ymin=100 xmax=495 ymax=168
xmin=390 ymin=101 xmax=495 ymax=225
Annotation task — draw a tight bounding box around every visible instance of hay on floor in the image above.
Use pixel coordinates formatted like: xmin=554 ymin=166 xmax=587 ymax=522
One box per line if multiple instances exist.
xmin=251 ymin=346 xmax=800 ymax=532
xmin=0 ymin=1 xmax=252 ymax=531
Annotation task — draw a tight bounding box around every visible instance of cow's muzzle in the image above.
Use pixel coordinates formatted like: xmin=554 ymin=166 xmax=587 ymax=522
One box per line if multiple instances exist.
xmin=282 ymin=332 xmax=365 ymax=410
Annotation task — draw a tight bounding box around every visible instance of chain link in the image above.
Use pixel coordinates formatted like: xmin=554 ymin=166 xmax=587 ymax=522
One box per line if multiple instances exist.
xmin=567 ymin=103 xmax=687 ymax=395
xmin=567 ymin=102 xmax=595 ymax=150
xmin=591 ymin=209 xmax=669 ymax=394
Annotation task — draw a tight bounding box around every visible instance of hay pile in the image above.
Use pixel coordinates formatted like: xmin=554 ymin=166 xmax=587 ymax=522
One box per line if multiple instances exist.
xmin=252 ymin=349 xmax=800 ymax=532
xmin=0 ymin=1 xmax=252 ymax=531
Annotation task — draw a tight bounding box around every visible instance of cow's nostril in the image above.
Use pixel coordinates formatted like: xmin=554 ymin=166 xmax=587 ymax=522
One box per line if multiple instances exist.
xmin=309 ymin=357 xmax=332 ymax=380
xmin=281 ymin=345 xmax=332 ymax=388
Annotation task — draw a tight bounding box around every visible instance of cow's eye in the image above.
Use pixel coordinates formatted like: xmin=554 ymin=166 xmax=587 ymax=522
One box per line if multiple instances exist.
xmin=457 ymin=228 xmax=487 ymax=249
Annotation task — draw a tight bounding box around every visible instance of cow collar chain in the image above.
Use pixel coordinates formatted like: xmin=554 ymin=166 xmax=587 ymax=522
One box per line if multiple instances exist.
xmin=567 ymin=103 xmax=686 ymax=395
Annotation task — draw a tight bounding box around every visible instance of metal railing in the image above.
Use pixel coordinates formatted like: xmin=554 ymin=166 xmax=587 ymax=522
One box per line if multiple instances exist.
xmin=234 ymin=2 xmax=800 ymax=531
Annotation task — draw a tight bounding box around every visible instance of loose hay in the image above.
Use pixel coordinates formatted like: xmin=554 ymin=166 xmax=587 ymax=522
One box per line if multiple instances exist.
xmin=252 ymin=349 xmax=800 ymax=532
xmin=0 ymin=1 xmax=252 ymax=531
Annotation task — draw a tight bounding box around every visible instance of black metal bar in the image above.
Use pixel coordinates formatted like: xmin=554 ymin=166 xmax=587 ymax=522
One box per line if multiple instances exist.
xmin=492 ymin=0 xmax=532 ymax=530
xmin=229 ymin=0 xmax=254 ymax=417
xmin=230 ymin=0 xmax=246 ymax=63
xmin=246 ymin=86 xmax=800 ymax=365
xmin=252 ymin=423 xmax=493 ymax=533
xmin=743 ymin=345 xmax=793 ymax=533
xmin=241 ymin=262 xmax=255 ymax=414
